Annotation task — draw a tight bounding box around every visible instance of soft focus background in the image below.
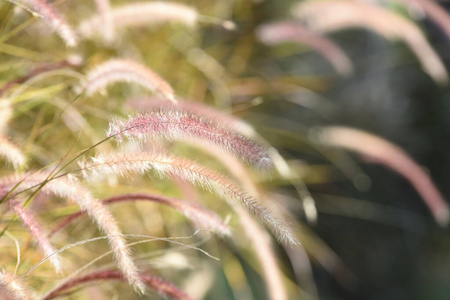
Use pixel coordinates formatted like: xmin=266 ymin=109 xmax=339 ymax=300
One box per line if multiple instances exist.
xmin=1 ymin=0 xmax=450 ymax=299
xmin=246 ymin=1 xmax=450 ymax=300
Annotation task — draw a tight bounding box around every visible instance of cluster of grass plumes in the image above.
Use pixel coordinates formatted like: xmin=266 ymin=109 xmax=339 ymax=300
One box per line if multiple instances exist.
xmin=0 ymin=1 xmax=304 ymax=299
xmin=3 ymin=0 xmax=449 ymax=299
xmin=79 ymin=150 xmax=297 ymax=246
xmin=0 ymin=171 xmax=146 ymax=293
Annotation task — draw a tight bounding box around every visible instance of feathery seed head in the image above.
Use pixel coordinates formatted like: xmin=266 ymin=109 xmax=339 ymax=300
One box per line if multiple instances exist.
xmin=0 ymin=136 xmax=27 ymax=170
xmin=0 ymin=172 xmax=144 ymax=292
xmin=0 ymin=270 xmax=33 ymax=300
xmin=80 ymin=151 xmax=297 ymax=245
xmin=8 ymin=198 xmax=62 ymax=273
xmin=84 ymin=59 xmax=176 ymax=102
xmin=93 ymin=0 xmax=114 ymax=42
xmin=107 ymin=109 xmax=271 ymax=169
xmin=42 ymin=270 xmax=193 ymax=300
xmin=125 ymin=97 xmax=256 ymax=137
xmin=19 ymin=0 xmax=78 ymax=47
xmin=78 ymin=2 xmax=198 ymax=39
xmin=0 ymin=100 xmax=12 ymax=133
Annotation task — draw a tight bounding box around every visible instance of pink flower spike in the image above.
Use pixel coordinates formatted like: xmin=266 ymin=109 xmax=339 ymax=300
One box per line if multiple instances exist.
xmin=0 ymin=173 xmax=145 ymax=293
xmin=0 ymin=136 xmax=26 ymax=170
xmin=93 ymin=0 xmax=114 ymax=43
xmin=193 ymin=143 xmax=289 ymax=300
xmin=0 ymin=271 xmax=33 ymax=300
xmin=84 ymin=59 xmax=176 ymax=103
xmin=125 ymin=97 xmax=257 ymax=138
xmin=42 ymin=270 xmax=193 ymax=300
xmin=18 ymin=0 xmax=78 ymax=47
xmin=107 ymin=109 xmax=271 ymax=168
xmin=0 ymin=100 xmax=12 ymax=133
xmin=9 ymin=198 xmax=61 ymax=273
xmin=78 ymin=1 xmax=198 ymax=39
xmin=80 ymin=151 xmax=298 ymax=246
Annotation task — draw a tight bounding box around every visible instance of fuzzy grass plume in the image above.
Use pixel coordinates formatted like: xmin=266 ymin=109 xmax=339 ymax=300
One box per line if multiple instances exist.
xmin=0 ymin=271 xmax=33 ymax=300
xmin=84 ymin=59 xmax=176 ymax=102
xmin=93 ymin=0 xmax=114 ymax=42
xmin=17 ymin=0 xmax=77 ymax=47
xmin=0 ymin=136 xmax=26 ymax=170
xmin=0 ymin=173 xmax=145 ymax=292
xmin=41 ymin=269 xmax=193 ymax=300
xmin=79 ymin=151 xmax=298 ymax=246
xmin=125 ymin=97 xmax=257 ymax=137
xmin=78 ymin=1 xmax=198 ymax=40
xmin=8 ymin=198 xmax=61 ymax=272
xmin=0 ymin=100 xmax=12 ymax=133
xmin=107 ymin=109 xmax=271 ymax=168
xmin=193 ymin=143 xmax=289 ymax=300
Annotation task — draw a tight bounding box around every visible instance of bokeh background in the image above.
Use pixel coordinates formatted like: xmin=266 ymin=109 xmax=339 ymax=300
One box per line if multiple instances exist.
xmin=241 ymin=1 xmax=450 ymax=299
